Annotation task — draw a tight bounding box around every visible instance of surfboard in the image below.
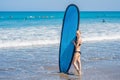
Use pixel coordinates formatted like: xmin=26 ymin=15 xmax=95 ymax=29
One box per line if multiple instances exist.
xmin=59 ymin=4 xmax=80 ymax=73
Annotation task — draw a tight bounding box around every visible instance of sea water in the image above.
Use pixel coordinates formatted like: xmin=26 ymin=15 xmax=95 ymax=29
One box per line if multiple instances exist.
xmin=0 ymin=11 xmax=120 ymax=80
xmin=0 ymin=11 xmax=120 ymax=48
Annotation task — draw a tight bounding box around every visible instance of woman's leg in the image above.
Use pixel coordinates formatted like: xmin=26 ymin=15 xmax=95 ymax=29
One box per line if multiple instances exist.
xmin=77 ymin=55 xmax=81 ymax=75
xmin=72 ymin=53 xmax=79 ymax=74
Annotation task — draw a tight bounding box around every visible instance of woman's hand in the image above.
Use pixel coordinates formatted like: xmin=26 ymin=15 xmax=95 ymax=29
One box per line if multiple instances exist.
xmin=72 ymin=41 xmax=76 ymax=46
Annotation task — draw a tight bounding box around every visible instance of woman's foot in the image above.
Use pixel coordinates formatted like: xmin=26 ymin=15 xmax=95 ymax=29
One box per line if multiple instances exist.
xmin=77 ymin=70 xmax=82 ymax=75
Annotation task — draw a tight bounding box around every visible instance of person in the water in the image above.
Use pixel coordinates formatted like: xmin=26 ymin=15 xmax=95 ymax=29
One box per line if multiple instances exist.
xmin=102 ymin=19 xmax=105 ymax=23
xmin=72 ymin=30 xmax=82 ymax=75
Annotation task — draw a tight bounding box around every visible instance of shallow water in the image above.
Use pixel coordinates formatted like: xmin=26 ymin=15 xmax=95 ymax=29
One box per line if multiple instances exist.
xmin=0 ymin=40 xmax=120 ymax=80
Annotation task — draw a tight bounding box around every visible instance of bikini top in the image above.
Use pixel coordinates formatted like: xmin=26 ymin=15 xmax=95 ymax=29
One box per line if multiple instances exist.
xmin=75 ymin=41 xmax=81 ymax=46
xmin=79 ymin=43 xmax=81 ymax=46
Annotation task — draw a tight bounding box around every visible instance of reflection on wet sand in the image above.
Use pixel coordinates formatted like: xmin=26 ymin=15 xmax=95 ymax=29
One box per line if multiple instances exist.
xmin=58 ymin=73 xmax=82 ymax=80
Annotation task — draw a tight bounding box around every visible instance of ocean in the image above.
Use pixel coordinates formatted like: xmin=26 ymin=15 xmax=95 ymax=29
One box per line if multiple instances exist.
xmin=0 ymin=11 xmax=120 ymax=48
xmin=0 ymin=11 xmax=120 ymax=80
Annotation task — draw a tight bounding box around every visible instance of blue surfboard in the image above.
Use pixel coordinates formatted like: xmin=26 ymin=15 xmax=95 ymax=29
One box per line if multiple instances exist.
xmin=59 ymin=4 xmax=80 ymax=73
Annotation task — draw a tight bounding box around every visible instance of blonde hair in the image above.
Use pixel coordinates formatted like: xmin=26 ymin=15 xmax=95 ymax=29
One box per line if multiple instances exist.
xmin=76 ymin=30 xmax=81 ymax=34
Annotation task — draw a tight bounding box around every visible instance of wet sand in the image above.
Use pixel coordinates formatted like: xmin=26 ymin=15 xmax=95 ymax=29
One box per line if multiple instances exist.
xmin=44 ymin=60 xmax=120 ymax=80
xmin=0 ymin=40 xmax=120 ymax=80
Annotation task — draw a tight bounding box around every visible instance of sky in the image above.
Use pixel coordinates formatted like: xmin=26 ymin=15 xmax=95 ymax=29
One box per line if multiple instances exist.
xmin=0 ymin=0 xmax=120 ymax=11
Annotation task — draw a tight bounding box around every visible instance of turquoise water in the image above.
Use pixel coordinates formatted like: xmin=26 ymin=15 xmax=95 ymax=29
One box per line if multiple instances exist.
xmin=0 ymin=11 xmax=120 ymax=48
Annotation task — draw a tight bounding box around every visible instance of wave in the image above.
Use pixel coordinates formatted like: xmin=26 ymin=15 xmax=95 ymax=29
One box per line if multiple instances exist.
xmin=83 ymin=35 xmax=120 ymax=42
xmin=0 ymin=40 xmax=59 ymax=48
xmin=0 ymin=36 xmax=120 ymax=48
xmin=0 ymin=22 xmax=120 ymax=48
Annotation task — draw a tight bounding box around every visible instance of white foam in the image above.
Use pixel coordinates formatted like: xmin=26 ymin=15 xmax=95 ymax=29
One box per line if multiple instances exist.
xmin=83 ymin=35 xmax=120 ymax=42
xmin=80 ymin=23 xmax=120 ymax=42
xmin=0 ymin=25 xmax=61 ymax=48
xmin=0 ymin=35 xmax=120 ymax=48
xmin=0 ymin=23 xmax=120 ymax=48
xmin=0 ymin=39 xmax=59 ymax=48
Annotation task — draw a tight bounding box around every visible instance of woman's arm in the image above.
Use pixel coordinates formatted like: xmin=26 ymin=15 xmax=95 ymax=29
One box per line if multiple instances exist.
xmin=73 ymin=40 xmax=79 ymax=48
xmin=76 ymin=41 xmax=80 ymax=48
xmin=73 ymin=38 xmax=82 ymax=48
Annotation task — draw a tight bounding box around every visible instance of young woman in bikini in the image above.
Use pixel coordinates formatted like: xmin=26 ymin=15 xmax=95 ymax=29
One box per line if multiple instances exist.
xmin=72 ymin=30 xmax=82 ymax=75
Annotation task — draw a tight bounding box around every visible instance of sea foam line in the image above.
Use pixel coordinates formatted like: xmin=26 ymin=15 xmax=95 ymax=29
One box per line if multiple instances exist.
xmin=0 ymin=40 xmax=59 ymax=48
xmin=83 ymin=35 xmax=120 ymax=42
xmin=0 ymin=36 xmax=120 ymax=48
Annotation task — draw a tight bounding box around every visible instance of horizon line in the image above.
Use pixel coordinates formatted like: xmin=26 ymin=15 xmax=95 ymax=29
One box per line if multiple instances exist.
xmin=0 ymin=10 xmax=120 ymax=12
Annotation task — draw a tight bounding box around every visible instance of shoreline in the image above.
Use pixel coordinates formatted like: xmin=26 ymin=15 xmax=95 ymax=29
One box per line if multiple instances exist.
xmin=0 ymin=40 xmax=120 ymax=80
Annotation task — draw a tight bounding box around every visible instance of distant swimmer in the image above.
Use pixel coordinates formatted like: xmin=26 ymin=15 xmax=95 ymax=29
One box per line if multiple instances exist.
xmin=9 ymin=16 xmax=13 ymax=18
xmin=24 ymin=17 xmax=27 ymax=21
xmin=102 ymin=19 xmax=105 ymax=23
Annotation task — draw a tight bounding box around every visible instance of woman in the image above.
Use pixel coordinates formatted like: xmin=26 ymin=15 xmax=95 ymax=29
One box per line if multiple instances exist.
xmin=72 ymin=30 xmax=82 ymax=75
